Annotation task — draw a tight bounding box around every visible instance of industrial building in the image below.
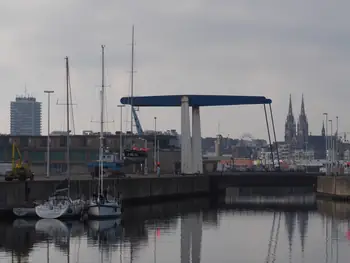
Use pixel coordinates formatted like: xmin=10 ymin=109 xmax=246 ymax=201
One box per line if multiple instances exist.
xmin=0 ymin=133 xmax=180 ymax=175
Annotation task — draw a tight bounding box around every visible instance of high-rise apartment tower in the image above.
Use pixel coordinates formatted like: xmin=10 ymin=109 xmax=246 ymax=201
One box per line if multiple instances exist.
xmin=10 ymin=96 xmax=42 ymax=135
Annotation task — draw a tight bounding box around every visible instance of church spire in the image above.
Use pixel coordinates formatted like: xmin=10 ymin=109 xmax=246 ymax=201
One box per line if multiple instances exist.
xmin=288 ymin=94 xmax=293 ymax=116
xmin=300 ymin=94 xmax=306 ymax=116
xmin=322 ymin=121 xmax=325 ymax=136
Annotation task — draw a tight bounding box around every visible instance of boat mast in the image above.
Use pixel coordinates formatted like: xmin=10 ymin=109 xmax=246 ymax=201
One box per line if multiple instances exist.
xmin=130 ymin=25 xmax=135 ymax=134
xmin=65 ymin=56 xmax=71 ymax=198
xmin=99 ymin=45 xmax=106 ymax=196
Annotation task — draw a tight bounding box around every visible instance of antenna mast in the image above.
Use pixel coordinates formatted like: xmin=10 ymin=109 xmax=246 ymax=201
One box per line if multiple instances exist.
xmin=24 ymin=83 xmax=27 ymax=97
xmin=65 ymin=56 xmax=71 ymax=197
xmin=99 ymin=45 xmax=106 ymax=195
xmin=130 ymin=25 xmax=135 ymax=134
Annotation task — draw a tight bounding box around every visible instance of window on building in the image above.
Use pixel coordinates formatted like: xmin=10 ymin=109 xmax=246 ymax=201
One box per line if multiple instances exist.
xmin=51 ymin=151 xmax=65 ymax=161
xmin=59 ymin=136 xmax=66 ymax=147
xmin=21 ymin=137 xmax=29 ymax=147
xmin=40 ymin=138 xmax=47 ymax=147
xmin=71 ymin=151 xmax=86 ymax=162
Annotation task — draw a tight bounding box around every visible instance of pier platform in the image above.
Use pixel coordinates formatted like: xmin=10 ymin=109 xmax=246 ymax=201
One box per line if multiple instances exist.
xmin=317 ymin=176 xmax=350 ymax=200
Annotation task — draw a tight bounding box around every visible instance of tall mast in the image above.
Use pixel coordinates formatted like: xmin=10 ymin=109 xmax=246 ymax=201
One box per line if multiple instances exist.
xmin=130 ymin=25 xmax=135 ymax=134
xmin=99 ymin=45 xmax=106 ymax=195
xmin=65 ymin=56 xmax=71 ymax=197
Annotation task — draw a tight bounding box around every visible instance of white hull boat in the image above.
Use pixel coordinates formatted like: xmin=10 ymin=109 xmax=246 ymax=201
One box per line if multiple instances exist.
xmin=87 ymin=198 xmax=121 ymax=218
xmin=35 ymin=57 xmax=85 ymax=220
xmin=13 ymin=207 xmax=36 ymax=217
xmin=13 ymin=201 xmax=41 ymax=217
xmin=86 ymin=45 xmax=123 ymax=220
xmin=35 ymin=195 xmax=85 ymax=219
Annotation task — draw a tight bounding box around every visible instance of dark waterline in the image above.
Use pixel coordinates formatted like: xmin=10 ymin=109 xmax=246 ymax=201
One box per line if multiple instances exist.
xmin=1 ymin=187 xmax=349 ymax=263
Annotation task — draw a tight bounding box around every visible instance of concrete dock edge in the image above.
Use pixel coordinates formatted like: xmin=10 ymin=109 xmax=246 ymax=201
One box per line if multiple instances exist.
xmin=317 ymin=176 xmax=350 ymax=201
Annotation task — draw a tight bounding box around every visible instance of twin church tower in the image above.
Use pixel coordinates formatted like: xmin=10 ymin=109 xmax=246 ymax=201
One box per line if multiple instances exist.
xmin=284 ymin=94 xmax=309 ymax=150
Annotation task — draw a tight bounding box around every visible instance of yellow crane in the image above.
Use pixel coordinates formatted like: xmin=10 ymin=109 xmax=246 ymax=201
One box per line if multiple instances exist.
xmin=5 ymin=143 xmax=34 ymax=181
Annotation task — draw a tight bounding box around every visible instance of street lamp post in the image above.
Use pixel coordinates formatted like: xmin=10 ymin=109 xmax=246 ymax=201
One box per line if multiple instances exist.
xmin=323 ymin=113 xmax=328 ymax=175
xmin=44 ymin=90 xmax=54 ymax=178
xmin=117 ymin=105 xmax=125 ymax=159
xmin=139 ymin=138 xmax=148 ymax=175
xmin=157 ymin=139 xmax=160 ymax=165
xmin=305 ymin=141 xmax=308 ymax=172
xmin=336 ymin=116 xmax=339 ymax=163
xmin=154 ymin=117 xmax=157 ymax=172
xmin=329 ymin=119 xmax=333 ymax=175
xmin=144 ymin=139 xmax=148 ymax=175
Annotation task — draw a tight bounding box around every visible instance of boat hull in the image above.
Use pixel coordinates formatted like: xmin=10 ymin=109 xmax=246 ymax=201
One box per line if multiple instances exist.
xmin=87 ymin=202 xmax=121 ymax=218
xmin=13 ymin=207 xmax=36 ymax=217
xmin=35 ymin=199 xmax=85 ymax=219
xmin=13 ymin=201 xmax=41 ymax=218
xmin=35 ymin=202 xmax=70 ymax=219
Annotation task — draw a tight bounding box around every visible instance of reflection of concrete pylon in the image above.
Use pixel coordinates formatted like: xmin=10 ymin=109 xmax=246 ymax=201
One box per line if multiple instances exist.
xmin=181 ymin=212 xmax=203 ymax=263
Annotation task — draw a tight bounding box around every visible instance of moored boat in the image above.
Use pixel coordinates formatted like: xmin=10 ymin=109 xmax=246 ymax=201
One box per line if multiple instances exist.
xmin=35 ymin=57 xmax=85 ymax=219
xmin=86 ymin=45 xmax=122 ymax=219
xmin=13 ymin=200 xmax=41 ymax=217
xmin=35 ymin=190 xmax=85 ymax=219
xmin=87 ymin=192 xmax=122 ymax=218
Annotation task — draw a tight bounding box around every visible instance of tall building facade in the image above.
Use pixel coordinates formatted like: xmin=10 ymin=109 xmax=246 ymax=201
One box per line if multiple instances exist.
xmin=10 ymin=96 xmax=42 ymax=136
xmin=285 ymin=94 xmax=309 ymax=150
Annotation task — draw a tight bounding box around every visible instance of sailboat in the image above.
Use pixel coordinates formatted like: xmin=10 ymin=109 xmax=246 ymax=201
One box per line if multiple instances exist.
xmin=35 ymin=57 xmax=85 ymax=219
xmin=86 ymin=45 xmax=122 ymax=218
xmin=123 ymin=26 xmax=149 ymax=165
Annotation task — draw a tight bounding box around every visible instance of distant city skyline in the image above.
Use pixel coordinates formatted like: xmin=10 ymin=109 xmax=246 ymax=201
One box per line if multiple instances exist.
xmin=1 ymin=1 xmax=349 ymax=139
xmin=5 ymin=92 xmax=335 ymax=140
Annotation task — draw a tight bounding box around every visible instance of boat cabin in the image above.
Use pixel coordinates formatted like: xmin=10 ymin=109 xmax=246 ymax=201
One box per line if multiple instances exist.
xmin=102 ymin=153 xmax=122 ymax=163
xmin=123 ymin=148 xmax=148 ymax=164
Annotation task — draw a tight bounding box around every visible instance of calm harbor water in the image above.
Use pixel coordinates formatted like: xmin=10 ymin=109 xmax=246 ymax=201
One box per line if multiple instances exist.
xmin=1 ymin=187 xmax=349 ymax=263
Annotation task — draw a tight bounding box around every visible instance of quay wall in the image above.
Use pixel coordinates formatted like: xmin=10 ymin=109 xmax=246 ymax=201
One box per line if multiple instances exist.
xmin=212 ymin=172 xmax=318 ymax=191
xmin=0 ymin=173 xmax=318 ymax=207
xmin=0 ymin=176 xmax=211 ymax=207
xmin=317 ymin=176 xmax=350 ymax=199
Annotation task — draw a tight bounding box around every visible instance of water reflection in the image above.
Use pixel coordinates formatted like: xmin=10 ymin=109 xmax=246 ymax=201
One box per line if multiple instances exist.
xmin=1 ymin=188 xmax=350 ymax=262
xmin=181 ymin=212 xmax=202 ymax=263
xmin=317 ymin=199 xmax=350 ymax=263
xmin=224 ymin=187 xmax=316 ymax=206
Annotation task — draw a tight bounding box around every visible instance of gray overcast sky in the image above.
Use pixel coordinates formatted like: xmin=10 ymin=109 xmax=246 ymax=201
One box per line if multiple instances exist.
xmin=1 ymin=0 xmax=349 ymax=140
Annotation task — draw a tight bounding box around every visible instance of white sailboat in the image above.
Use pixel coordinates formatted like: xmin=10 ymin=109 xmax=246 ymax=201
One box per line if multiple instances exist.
xmin=87 ymin=45 xmax=122 ymax=218
xmin=35 ymin=57 xmax=85 ymax=219
xmin=35 ymin=190 xmax=85 ymax=219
